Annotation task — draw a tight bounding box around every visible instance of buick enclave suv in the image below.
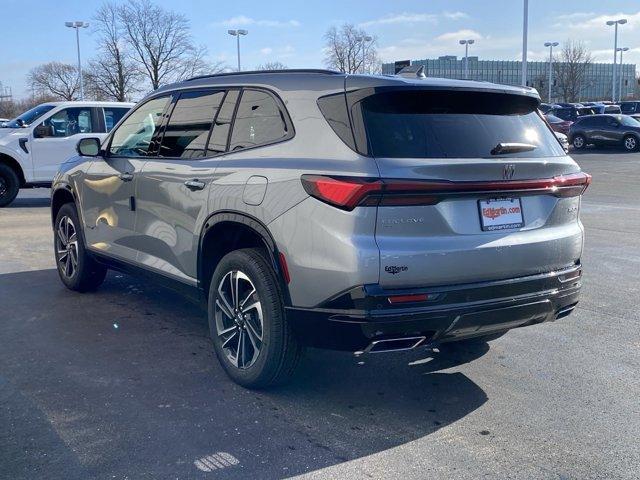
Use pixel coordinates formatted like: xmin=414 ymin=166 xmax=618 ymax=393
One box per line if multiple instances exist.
xmin=51 ymin=70 xmax=590 ymax=388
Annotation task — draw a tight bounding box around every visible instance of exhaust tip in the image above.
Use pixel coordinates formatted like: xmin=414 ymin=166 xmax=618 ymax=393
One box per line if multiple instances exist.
xmin=356 ymin=336 xmax=427 ymax=355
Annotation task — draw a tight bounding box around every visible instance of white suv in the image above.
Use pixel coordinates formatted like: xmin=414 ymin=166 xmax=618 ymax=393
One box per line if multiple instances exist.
xmin=0 ymin=101 xmax=133 ymax=206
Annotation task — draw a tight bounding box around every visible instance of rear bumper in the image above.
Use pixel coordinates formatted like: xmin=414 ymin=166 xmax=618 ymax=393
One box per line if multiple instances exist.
xmin=285 ymin=265 xmax=582 ymax=351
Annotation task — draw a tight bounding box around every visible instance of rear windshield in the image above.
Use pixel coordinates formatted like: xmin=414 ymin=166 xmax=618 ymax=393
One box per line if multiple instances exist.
xmin=360 ymin=90 xmax=565 ymax=158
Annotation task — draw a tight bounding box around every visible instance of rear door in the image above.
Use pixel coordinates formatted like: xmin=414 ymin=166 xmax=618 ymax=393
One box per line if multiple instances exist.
xmin=351 ymin=87 xmax=586 ymax=288
xmin=134 ymin=89 xmax=232 ymax=283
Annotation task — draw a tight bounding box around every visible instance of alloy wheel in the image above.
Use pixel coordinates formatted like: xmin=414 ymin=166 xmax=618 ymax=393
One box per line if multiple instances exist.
xmin=624 ymin=137 xmax=637 ymax=151
xmin=55 ymin=216 xmax=79 ymax=279
xmin=214 ymin=270 xmax=264 ymax=369
xmin=573 ymin=136 xmax=584 ymax=148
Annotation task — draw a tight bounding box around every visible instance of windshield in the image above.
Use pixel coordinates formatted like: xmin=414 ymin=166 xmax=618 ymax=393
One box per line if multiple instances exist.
xmin=360 ymin=90 xmax=565 ymax=158
xmin=3 ymin=104 xmax=56 ymax=128
xmin=618 ymin=115 xmax=640 ymax=127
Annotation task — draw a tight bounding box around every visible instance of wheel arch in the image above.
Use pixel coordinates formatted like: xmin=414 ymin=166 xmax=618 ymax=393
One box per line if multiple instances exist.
xmin=0 ymin=152 xmax=26 ymax=186
xmin=51 ymin=184 xmax=77 ymax=226
xmin=198 ymin=211 xmax=292 ymax=306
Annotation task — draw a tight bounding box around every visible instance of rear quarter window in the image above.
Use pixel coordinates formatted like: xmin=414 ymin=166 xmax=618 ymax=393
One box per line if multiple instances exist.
xmin=359 ymin=90 xmax=565 ymax=158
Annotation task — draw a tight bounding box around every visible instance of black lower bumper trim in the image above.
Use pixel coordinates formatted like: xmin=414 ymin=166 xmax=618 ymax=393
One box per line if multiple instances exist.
xmin=286 ymin=266 xmax=582 ymax=351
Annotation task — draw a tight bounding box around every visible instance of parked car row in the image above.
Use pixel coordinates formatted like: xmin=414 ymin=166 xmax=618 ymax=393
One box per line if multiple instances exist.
xmin=542 ymin=100 xmax=640 ymax=152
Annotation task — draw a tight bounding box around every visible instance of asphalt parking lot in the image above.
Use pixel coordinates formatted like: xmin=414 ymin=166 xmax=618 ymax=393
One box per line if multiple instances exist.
xmin=1 ymin=149 xmax=639 ymax=480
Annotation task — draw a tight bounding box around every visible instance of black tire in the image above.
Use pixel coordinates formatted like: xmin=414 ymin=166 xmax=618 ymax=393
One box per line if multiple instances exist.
xmin=54 ymin=203 xmax=107 ymax=292
xmin=572 ymin=134 xmax=586 ymax=150
xmin=208 ymin=248 xmax=302 ymax=388
xmin=623 ymin=135 xmax=639 ymax=152
xmin=0 ymin=163 xmax=20 ymax=207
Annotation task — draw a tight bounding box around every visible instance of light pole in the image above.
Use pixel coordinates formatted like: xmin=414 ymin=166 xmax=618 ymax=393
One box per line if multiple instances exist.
xmin=355 ymin=35 xmax=373 ymax=74
xmin=544 ymin=42 xmax=559 ymax=103
xmin=521 ymin=0 xmax=529 ymax=86
xmin=65 ymin=21 xmax=89 ymax=100
xmin=606 ymin=19 xmax=627 ymax=102
xmin=617 ymin=47 xmax=629 ymax=102
xmin=228 ymin=29 xmax=248 ymax=71
xmin=459 ymin=39 xmax=475 ymax=79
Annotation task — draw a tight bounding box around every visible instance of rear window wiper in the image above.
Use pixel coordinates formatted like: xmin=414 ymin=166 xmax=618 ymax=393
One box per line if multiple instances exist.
xmin=490 ymin=142 xmax=537 ymax=155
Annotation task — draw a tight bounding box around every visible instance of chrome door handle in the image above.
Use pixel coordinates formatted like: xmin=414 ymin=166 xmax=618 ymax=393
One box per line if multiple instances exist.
xmin=119 ymin=172 xmax=134 ymax=182
xmin=184 ymin=179 xmax=206 ymax=191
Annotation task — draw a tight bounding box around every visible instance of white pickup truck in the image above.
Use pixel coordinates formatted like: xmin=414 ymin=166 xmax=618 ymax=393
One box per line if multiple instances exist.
xmin=0 ymin=101 xmax=134 ymax=206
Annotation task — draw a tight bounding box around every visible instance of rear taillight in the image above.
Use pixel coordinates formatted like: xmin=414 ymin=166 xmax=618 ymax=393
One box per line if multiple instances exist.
xmin=301 ymin=172 xmax=591 ymax=211
xmin=300 ymin=175 xmax=382 ymax=210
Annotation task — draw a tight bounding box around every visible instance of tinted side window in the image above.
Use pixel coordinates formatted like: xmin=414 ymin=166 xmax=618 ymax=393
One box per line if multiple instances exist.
xmin=159 ymin=90 xmax=225 ymax=158
xmin=41 ymin=108 xmax=93 ymax=137
xmin=104 ymin=107 xmax=130 ymax=132
xmin=229 ymin=89 xmax=290 ymax=151
xmin=206 ymin=90 xmax=239 ymax=156
xmin=109 ymin=96 xmax=170 ymax=157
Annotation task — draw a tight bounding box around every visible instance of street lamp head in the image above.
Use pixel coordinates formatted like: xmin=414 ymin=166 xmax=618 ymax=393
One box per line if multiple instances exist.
xmin=66 ymin=21 xmax=88 ymax=28
xmin=459 ymin=40 xmax=466 ymax=45
xmin=606 ymin=20 xmax=616 ymax=26
xmin=228 ymin=29 xmax=238 ymax=36
xmin=468 ymin=39 xmax=475 ymax=45
xmin=65 ymin=22 xmax=74 ymax=28
xmin=237 ymin=29 xmax=248 ymax=35
xmin=544 ymin=42 xmax=559 ymax=47
xmin=618 ymin=19 xmax=628 ymax=25
xmin=622 ymin=47 xmax=630 ymax=52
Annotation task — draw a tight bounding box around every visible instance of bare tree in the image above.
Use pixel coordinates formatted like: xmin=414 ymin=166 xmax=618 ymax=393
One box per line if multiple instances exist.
xmin=89 ymin=2 xmax=141 ymax=101
xmin=28 ymin=62 xmax=80 ymax=100
xmin=323 ymin=24 xmax=380 ymax=74
xmin=118 ymin=0 xmax=214 ymax=90
xmin=255 ymin=61 xmax=288 ymax=70
xmin=553 ymin=41 xmax=593 ymax=102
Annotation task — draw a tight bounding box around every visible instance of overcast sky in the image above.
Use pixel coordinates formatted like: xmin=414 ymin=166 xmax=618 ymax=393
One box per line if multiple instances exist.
xmin=0 ymin=0 xmax=638 ymax=99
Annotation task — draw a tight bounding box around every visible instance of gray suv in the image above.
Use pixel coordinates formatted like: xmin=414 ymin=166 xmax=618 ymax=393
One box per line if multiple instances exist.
xmin=51 ymin=70 xmax=591 ymax=388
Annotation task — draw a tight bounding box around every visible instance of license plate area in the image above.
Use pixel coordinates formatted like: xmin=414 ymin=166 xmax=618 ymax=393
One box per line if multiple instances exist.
xmin=478 ymin=197 xmax=524 ymax=231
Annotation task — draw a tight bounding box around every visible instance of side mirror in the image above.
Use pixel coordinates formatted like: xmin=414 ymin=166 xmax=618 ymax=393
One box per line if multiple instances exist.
xmin=33 ymin=124 xmax=53 ymax=138
xmin=77 ymin=137 xmax=101 ymax=157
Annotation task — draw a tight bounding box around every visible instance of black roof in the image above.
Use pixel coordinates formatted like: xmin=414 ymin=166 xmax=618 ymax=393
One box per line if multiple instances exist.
xmin=186 ymin=69 xmax=340 ymax=82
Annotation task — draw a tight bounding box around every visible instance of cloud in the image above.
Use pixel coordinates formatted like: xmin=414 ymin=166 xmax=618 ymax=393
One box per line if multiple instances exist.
xmin=260 ymin=47 xmax=273 ymax=55
xmin=553 ymin=11 xmax=640 ymax=31
xmin=435 ymin=29 xmax=483 ymax=43
xmin=214 ymin=15 xmax=301 ymax=28
xmin=359 ymin=13 xmax=438 ymax=27
xmin=443 ymin=11 xmax=469 ymax=20
xmin=358 ymin=10 xmax=469 ymax=28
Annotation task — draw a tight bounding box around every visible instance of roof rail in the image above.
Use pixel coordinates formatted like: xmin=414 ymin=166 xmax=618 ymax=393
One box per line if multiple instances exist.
xmin=186 ymin=69 xmax=341 ymax=82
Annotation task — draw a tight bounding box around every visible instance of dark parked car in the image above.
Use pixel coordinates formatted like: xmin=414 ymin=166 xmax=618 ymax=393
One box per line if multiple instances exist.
xmin=545 ymin=114 xmax=572 ymax=135
xmin=570 ymin=114 xmax=640 ymax=151
xmin=620 ymin=101 xmax=640 ymax=115
xmin=539 ymin=103 xmax=553 ymax=114
xmin=591 ymin=104 xmax=621 ymax=115
xmin=552 ymin=106 xmax=595 ymax=122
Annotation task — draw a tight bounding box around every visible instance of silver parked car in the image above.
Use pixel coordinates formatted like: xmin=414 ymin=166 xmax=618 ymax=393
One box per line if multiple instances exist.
xmin=51 ymin=70 xmax=591 ymax=388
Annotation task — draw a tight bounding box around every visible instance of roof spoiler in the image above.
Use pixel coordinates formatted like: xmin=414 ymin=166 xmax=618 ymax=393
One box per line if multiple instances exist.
xmin=396 ymin=65 xmax=426 ymax=79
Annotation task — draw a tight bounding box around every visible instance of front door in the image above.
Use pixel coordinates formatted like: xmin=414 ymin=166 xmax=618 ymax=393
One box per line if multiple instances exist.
xmin=80 ymin=96 xmax=172 ymax=264
xmin=30 ymin=106 xmax=102 ymax=182
xmin=134 ymin=89 xmax=236 ymax=284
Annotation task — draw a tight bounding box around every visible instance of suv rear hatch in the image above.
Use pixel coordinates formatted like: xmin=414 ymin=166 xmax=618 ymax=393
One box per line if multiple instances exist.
xmin=350 ymin=84 xmax=589 ymax=288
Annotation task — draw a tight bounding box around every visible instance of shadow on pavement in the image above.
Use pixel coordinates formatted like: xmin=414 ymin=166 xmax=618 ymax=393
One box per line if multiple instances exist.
xmin=5 ymin=196 xmax=51 ymax=208
xmin=0 ymin=268 xmax=489 ymax=479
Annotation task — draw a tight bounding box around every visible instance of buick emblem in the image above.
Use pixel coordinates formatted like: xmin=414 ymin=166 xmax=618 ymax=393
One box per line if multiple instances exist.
xmin=503 ymin=164 xmax=516 ymax=180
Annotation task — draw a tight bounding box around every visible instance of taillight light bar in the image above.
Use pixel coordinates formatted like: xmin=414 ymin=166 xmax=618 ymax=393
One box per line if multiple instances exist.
xmin=301 ymin=172 xmax=591 ymax=211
